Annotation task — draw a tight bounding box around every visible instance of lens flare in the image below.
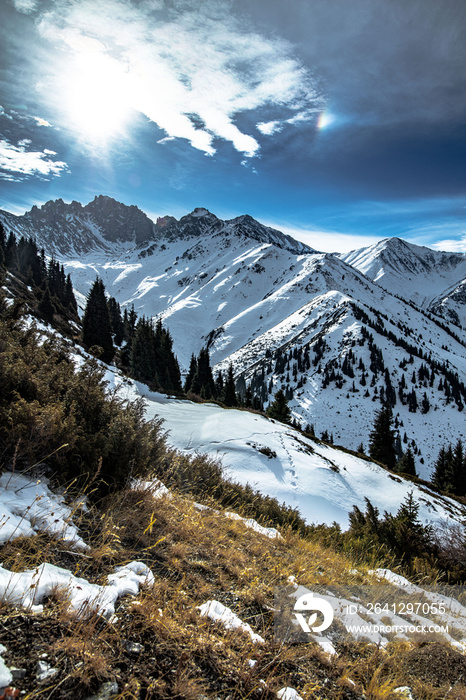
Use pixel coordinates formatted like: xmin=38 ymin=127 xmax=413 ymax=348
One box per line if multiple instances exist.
xmin=65 ymin=52 xmax=132 ymax=142
xmin=317 ymin=111 xmax=335 ymax=130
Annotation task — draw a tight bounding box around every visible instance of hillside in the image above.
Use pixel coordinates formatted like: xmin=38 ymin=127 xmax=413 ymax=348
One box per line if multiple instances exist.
xmin=3 ymin=466 xmax=466 ymax=700
xmin=1 ymin=266 xmax=466 ymax=697
xmin=3 ymin=196 xmax=465 ymax=479
xmin=110 ymin=372 xmax=464 ymax=530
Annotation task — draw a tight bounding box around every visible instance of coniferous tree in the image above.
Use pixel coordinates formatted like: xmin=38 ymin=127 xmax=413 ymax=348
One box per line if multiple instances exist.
xmin=108 ymin=297 xmax=125 ymax=345
xmin=130 ymin=317 xmax=156 ymax=383
xmin=223 ymin=363 xmax=238 ymax=406
xmin=64 ymin=274 xmax=78 ymax=313
xmin=0 ymin=223 xmax=6 ymax=266
xmin=156 ymin=322 xmax=182 ymax=394
xmin=267 ymin=388 xmax=292 ymax=424
xmin=184 ymin=354 xmax=198 ymax=393
xmin=215 ymin=370 xmax=224 ymax=399
xmin=38 ymin=285 xmax=56 ymax=321
xmin=5 ymin=231 xmax=18 ymax=270
xmin=453 ymin=439 xmax=466 ymax=495
xmin=82 ymin=278 xmax=114 ymax=363
xmin=432 ymin=445 xmax=447 ymax=490
xmin=244 ymin=385 xmax=253 ymax=408
xmin=368 ymin=406 xmax=396 ymax=469
xmin=190 ymin=347 xmax=215 ymax=398
xmin=129 ymin=316 xmax=181 ymax=394
xmin=396 ymin=447 xmax=416 ymax=476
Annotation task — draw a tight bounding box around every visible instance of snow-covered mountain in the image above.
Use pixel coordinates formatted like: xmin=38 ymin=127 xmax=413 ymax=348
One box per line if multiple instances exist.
xmin=341 ymin=237 xmax=466 ymax=328
xmin=1 ymin=196 xmax=466 ymax=478
xmin=0 ymin=195 xmax=161 ymax=254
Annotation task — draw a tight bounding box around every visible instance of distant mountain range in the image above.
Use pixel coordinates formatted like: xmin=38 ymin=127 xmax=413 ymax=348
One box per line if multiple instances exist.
xmin=341 ymin=237 xmax=466 ymax=327
xmin=2 ymin=195 xmax=466 ymax=478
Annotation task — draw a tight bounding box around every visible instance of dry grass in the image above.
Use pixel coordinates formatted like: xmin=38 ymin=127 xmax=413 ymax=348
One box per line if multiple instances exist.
xmin=0 ymin=483 xmax=464 ymax=699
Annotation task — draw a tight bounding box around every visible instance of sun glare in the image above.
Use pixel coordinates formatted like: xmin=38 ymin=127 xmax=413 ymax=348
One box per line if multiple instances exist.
xmin=65 ymin=53 xmax=132 ymax=142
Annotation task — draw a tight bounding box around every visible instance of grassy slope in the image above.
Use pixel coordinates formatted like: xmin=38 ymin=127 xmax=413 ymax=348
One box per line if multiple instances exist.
xmin=1 ymin=483 xmax=465 ymax=700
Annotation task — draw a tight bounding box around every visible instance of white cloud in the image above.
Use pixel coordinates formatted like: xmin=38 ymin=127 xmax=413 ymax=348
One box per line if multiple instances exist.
xmin=33 ymin=116 xmax=53 ymax=127
xmin=266 ymin=222 xmax=385 ymax=254
xmin=0 ymin=139 xmax=68 ymax=180
xmin=257 ymin=121 xmax=283 ymax=136
xmin=431 ymin=236 xmax=466 ymax=253
xmin=18 ymin=0 xmax=321 ymax=157
xmin=12 ymin=0 xmax=38 ymax=13
xmin=0 ymin=106 xmax=13 ymax=121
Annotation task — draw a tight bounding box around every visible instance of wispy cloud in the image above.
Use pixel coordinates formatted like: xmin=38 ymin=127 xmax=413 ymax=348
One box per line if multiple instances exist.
xmin=431 ymin=237 xmax=466 ymax=253
xmin=12 ymin=0 xmax=322 ymax=157
xmin=0 ymin=138 xmax=68 ymax=180
xmin=264 ymin=221 xmax=384 ymax=254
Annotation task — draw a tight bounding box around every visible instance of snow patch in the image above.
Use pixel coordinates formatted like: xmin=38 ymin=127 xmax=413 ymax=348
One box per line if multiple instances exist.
xmin=198 ymin=599 xmax=264 ymax=643
xmin=0 ymin=472 xmax=88 ymax=549
xmin=0 ymin=560 xmax=154 ymax=619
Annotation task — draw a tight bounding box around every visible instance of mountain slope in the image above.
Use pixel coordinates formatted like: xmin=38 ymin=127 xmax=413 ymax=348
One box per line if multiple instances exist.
xmin=2 ymin=196 xmax=466 ymax=479
xmin=0 ymin=195 xmax=161 ymax=254
xmin=109 ymin=371 xmax=465 ymax=530
xmin=341 ymin=237 xmax=466 ymax=327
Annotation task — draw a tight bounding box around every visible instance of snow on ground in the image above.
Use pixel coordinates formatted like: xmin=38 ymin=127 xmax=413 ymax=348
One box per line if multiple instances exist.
xmin=104 ymin=369 xmax=466 ymax=530
xmin=285 ymin=571 xmax=466 ymax=655
xmin=224 ymin=512 xmax=281 ymax=539
xmin=0 ymin=560 xmax=154 ymax=618
xmin=0 ymin=644 xmax=12 ymax=688
xmin=277 ymin=689 xmax=304 ymax=700
xmin=197 ymin=600 xmax=265 ymax=643
xmin=0 ymin=472 xmax=88 ymax=549
xmin=138 ymin=394 xmax=464 ymax=530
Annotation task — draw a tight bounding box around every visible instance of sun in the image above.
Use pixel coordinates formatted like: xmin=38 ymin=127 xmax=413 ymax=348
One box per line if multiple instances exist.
xmin=65 ymin=52 xmax=132 ymax=142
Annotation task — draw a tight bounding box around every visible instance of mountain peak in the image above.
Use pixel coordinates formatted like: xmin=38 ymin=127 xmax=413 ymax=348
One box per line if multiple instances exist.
xmin=190 ymin=207 xmax=212 ymax=217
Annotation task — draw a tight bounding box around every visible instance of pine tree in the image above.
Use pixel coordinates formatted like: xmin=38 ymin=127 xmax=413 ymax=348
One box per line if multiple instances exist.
xmin=130 ymin=317 xmax=156 ymax=383
xmin=453 ymin=439 xmax=466 ymax=496
xmin=223 ymin=363 xmax=238 ymax=406
xmin=244 ymin=385 xmax=253 ymax=408
xmin=190 ymin=347 xmax=215 ymax=398
xmin=156 ymin=323 xmax=182 ymax=394
xmin=4 ymin=231 xmax=18 ymax=270
xmin=0 ymin=223 xmax=6 ymax=267
xmin=267 ymin=389 xmax=292 ymax=424
xmin=64 ymin=274 xmax=78 ymax=313
xmin=108 ymin=297 xmax=125 ymax=346
xmin=184 ymin=354 xmax=198 ymax=393
xmin=396 ymin=447 xmax=416 ymax=476
xmin=82 ymin=278 xmax=114 ymax=363
xmin=38 ymin=285 xmax=56 ymax=321
xmin=368 ymin=406 xmax=396 ymax=469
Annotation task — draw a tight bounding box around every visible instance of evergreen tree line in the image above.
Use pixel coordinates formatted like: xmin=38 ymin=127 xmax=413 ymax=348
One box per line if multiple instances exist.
xmin=367 ymin=405 xmax=466 ymax=501
xmin=352 ymin=303 xmax=466 ymax=412
xmin=0 ymin=223 xmax=77 ymax=319
xmin=184 ymin=349 xmax=241 ymax=407
xmin=368 ymin=406 xmax=416 ymax=475
xmin=348 ymin=492 xmax=433 ymax=569
xmin=82 ymin=278 xmax=182 ymax=395
xmin=432 ymin=439 xmax=466 ymax=497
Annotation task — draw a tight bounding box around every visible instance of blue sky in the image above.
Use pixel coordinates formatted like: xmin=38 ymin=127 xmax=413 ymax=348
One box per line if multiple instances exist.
xmin=0 ymin=0 xmax=465 ymax=253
